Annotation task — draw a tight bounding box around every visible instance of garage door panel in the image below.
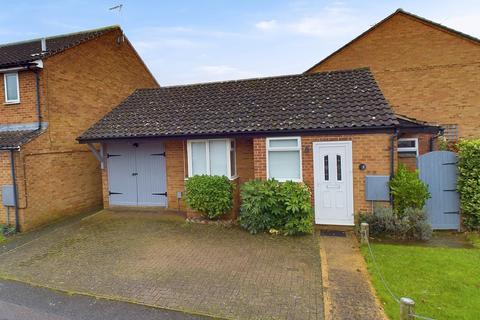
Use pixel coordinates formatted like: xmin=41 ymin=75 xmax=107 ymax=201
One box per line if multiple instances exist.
xmin=136 ymin=142 xmax=167 ymax=206
xmin=107 ymin=143 xmax=137 ymax=206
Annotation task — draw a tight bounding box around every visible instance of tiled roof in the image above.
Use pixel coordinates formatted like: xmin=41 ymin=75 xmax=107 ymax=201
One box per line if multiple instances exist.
xmin=0 ymin=26 xmax=119 ymax=68
xmin=78 ymin=68 xmax=397 ymax=141
xmin=0 ymin=130 xmax=44 ymax=150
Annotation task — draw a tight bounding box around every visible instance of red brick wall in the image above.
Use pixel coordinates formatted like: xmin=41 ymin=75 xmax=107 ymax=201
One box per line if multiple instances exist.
xmin=165 ymin=140 xmax=187 ymax=211
xmin=308 ymin=12 xmax=480 ymax=138
xmin=0 ymin=70 xmax=43 ymax=125
xmin=253 ymin=133 xmax=394 ymax=214
xmin=0 ymin=152 xmax=13 ymax=225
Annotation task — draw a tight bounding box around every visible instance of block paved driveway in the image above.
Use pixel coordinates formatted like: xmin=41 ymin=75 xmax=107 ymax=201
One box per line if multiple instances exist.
xmin=0 ymin=210 xmax=323 ymax=320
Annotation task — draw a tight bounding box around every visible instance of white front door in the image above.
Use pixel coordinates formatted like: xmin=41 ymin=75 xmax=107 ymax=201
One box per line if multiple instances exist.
xmin=313 ymin=141 xmax=354 ymax=225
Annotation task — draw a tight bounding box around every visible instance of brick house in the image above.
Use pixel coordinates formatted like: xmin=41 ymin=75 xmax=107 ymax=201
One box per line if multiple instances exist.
xmin=78 ymin=68 xmax=436 ymax=225
xmin=0 ymin=26 xmax=158 ymax=231
xmin=306 ymin=9 xmax=479 ymax=166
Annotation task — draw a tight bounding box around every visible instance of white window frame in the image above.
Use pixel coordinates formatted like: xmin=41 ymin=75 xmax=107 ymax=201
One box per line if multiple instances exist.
xmin=397 ymin=138 xmax=418 ymax=156
xmin=187 ymin=138 xmax=237 ymax=179
xmin=4 ymin=72 xmax=20 ymax=104
xmin=266 ymin=136 xmax=303 ymax=182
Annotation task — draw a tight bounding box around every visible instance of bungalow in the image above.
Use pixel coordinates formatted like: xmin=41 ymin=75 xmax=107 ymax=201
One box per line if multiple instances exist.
xmin=78 ymin=68 xmax=438 ymax=225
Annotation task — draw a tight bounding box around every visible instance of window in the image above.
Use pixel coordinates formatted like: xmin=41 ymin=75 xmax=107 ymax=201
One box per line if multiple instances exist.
xmin=4 ymin=72 xmax=20 ymax=103
xmin=267 ymin=137 xmax=302 ymax=182
xmin=187 ymin=139 xmax=236 ymax=179
xmin=398 ymin=138 xmax=418 ymax=157
xmin=441 ymin=124 xmax=459 ymax=142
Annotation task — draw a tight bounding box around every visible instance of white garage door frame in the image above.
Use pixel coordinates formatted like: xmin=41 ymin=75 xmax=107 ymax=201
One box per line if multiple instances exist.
xmin=106 ymin=141 xmax=168 ymax=207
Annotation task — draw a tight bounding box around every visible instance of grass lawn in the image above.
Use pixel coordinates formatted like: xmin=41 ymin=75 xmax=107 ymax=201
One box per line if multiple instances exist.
xmin=467 ymin=233 xmax=480 ymax=248
xmin=361 ymin=242 xmax=480 ymax=320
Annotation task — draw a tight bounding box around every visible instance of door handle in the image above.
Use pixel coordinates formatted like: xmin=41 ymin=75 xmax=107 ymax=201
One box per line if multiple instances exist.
xmin=132 ymin=173 xmax=138 ymax=176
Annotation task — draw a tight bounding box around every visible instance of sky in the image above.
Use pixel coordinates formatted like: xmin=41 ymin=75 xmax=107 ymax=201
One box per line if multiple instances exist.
xmin=0 ymin=1 xmax=479 ymax=86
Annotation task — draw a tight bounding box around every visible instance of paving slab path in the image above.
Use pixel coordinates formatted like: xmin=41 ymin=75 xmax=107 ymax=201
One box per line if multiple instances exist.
xmin=0 ymin=210 xmax=323 ymax=320
xmin=319 ymin=230 xmax=387 ymax=320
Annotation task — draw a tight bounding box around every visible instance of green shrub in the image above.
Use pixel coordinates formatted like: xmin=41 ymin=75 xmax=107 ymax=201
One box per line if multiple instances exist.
xmin=238 ymin=179 xmax=282 ymax=234
xmin=389 ymin=164 xmax=430 ymax=216
xmin=239 ymin=179 xmax=313 ymax=235
xmin=185 ymin=175 xmax=233 ymax=219
xmin=457 ymin=139 xmax=480 ymax=230
xmin=280 ymin=181 xmax=314 ymax=235
xmin=359 ymin=207 xmax=432 ymax=240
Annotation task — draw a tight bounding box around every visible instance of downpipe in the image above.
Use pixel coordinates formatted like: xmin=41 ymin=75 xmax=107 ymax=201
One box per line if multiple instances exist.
xmin=390 ymin=128 xmax=399 ymax=205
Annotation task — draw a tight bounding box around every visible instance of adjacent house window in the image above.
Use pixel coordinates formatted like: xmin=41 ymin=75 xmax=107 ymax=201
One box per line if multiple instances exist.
xmin=187 ymin=139 xmax=236 ymax=179
xmin=4 ymin=72 xmax=20 ymax=103
xmin=267 ymin=137 xmax=302 ymax=182
xmin=398 ymin=138 xmax=418 ymax=157
xmin=441 ymin=124 xmax=459 ymax=142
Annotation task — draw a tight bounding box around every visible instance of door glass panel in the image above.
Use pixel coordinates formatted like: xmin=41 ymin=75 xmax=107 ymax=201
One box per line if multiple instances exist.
xmin=324 ymin=155 xmax=329 ymax=181
xmin=336 ymin=155 xmax=342 ymax=181
xmin=191 ymin=142 xmax=207 ymax=175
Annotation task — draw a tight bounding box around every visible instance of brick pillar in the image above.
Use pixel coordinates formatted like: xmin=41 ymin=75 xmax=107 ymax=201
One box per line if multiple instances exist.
xmin=253 ymin=137 xmax=267 ymax=179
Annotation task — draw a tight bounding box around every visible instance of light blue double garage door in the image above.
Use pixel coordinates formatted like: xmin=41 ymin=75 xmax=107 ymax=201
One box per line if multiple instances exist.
xmin=106 ymin=141 xmax=167 ymax=207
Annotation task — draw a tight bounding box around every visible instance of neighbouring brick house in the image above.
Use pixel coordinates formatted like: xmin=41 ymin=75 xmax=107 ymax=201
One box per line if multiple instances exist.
xmin=306 ymin=9 xmax=480 ymax=167
xmin=78 ymin=69 xmax=436 ymax=225
xmin=0 ymin=26 xmax=158 ymax=231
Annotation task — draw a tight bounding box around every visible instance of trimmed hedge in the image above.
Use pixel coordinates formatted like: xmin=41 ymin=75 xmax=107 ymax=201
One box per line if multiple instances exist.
xmin=457 ymin=139 xmax=480 ymax=230
xmin=239 ymin=179 xmax=313 ymax=235
xmin=185 ymin=175 xmax=233 ymax=219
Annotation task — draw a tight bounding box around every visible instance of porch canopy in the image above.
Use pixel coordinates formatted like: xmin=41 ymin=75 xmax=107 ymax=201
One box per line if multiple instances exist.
xmin=0 ymin=129 xmax=43 ymax=150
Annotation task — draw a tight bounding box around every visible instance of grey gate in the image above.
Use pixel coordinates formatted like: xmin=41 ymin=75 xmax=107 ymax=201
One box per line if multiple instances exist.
xmin=418 ymin=151 xmax=460 ymax=230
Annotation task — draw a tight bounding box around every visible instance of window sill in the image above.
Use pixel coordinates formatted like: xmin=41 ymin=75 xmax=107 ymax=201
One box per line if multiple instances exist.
xmin=4 ymin=101 xmax=20 ymax=105
xmin=398 ymin=153 xmax=417 ymax=158
xmin=185 ymin=175 xmax=239 ymax=181
xmin=270 ymin=178 xmax=303 ymax=183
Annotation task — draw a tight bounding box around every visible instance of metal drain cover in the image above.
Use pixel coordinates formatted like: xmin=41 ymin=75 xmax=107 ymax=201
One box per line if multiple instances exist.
xmin=320 ymin=230 xmax=346 ymax=237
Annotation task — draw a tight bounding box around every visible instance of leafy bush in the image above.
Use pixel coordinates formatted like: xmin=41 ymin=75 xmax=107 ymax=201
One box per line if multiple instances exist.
xmin=457 ymin=139 xmax=480 ymax=230
xmin=185 ymin=175 xmax=233 ymax=219
xmin=239 ymin=179 xmax=313 ymax=235
xmin=280 ymin=181 xmax=314 ymax=235
xmin=359 ymin=207 xmax=432 ymax=240
xmin=238 ymin=179 xmax=282 ymax=234
xmin=389 ymin=164 xmax=430 ymax=216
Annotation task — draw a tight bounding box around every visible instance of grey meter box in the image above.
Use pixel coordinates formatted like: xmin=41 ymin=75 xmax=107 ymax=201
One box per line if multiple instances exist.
xmin=1 ymin=185 xmax=15 ymax=206
xmin=365 ymin=176 xmax=390 ymax=201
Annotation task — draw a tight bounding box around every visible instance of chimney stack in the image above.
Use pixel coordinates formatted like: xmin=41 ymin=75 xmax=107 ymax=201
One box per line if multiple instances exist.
xmin=41 ymin=38 xmax=47 ymax=52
